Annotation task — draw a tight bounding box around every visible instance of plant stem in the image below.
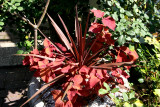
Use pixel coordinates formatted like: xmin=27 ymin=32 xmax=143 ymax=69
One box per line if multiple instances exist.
xmin=61 ymin=82 xmax=73 ymax=101
xmin=34 ymin=27 xmax=38 ymax=49
xmin=37 ymin=0 xmax=50 ymax=27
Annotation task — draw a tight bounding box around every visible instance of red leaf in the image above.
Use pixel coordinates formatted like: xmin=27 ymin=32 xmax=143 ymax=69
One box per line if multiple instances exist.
xmin=30 ymin=65 xmax=39 ymax=71
xmin=79 ymin=66 xmax=90 ymax=75
xmin=67 ymin=88 xmax=78 ymax=103
xmin=52 ymin=90 xmax=64 ymax=107
xmin=116 ymin=77 xmax=124 ymax=85
xmin=88 ymin=23 xmax=103 ymax=33
xmin=44 ymin=38 xmax=51 ymax=47
xmin=72 ymin=75 xmax=83 ymax=90
xmin=31 ymin=49 xmax=39 ymax=54
xmin=43 ymin=59 xmax=49 ymax=65
xmin=45 ymin=47 xmax=52 ymax=56
xmin=48 ymin=60 xmax=63 ymax=67
xmin=64 ymin=100 xmax=73 ymax=107
xmin=61 ymin=65 xmax=70 ymax=73
xmin=128 ymin=50 xmax=139 ymax=62
xmin=96 ymin=69 xmax=104 ymax=79
xmin=55 ymin=43 xmax=67 ymax=52
xmin=38 ymin=61 xmax=46 ymax=69
xmin=55 ymin=57 xmax=65 ymax=62
xmin=91 ymin=41 xmax=103 ymax=54
xmin=33 ymin=58 xmax=40 ymax=62
xmin=91 ymin=9 xmax=104 ymax=18
xmin=77 ymin=89 xmax=91 ymax=97
xmin=29 ymin=57 xmax=34 ymax=65
xmin=111 ymin=70 xmax=120 ymax=77
xmin=116 ymin=50 xmax=128 ymax=62
xmin=33 ymin=69 xmax=40 ymax=77
xmin=115 ymin=68 xmax=129 ymax=78
xmin=89 ymin=72 xmax=100 ymax=88
xmin=102 ymin=16 xmax=116 ymax=31
xmin=22 ymin=56 xmax=30 ymax=65
xmin=104 ymin=33 xmax=115 ymax=45
xmin=119 ymin=46 xmax=139 ymax=62
xmin=120 ymin=46 xmax=130 ymax=53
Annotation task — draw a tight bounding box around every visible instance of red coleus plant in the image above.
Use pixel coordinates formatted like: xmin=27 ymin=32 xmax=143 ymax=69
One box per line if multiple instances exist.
xmin=20 ymin=8 xmax=138 ymax=107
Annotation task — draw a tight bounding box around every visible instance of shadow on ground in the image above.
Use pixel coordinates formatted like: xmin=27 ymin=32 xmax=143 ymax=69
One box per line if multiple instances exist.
xmin=0 ymin=66 xmax=33 ymax=107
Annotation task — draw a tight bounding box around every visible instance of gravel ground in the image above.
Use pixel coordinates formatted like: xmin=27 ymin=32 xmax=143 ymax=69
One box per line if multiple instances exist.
xmin=0 ymin=66 xmax=33 ymax=107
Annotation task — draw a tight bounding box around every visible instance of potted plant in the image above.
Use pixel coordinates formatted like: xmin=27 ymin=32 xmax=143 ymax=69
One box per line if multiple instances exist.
xmin=20 ymin=7 xmax=138 ymax=107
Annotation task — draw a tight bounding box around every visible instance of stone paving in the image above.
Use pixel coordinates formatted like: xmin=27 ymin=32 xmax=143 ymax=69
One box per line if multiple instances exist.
xmin=0 ymin=66 xmax=33 ymax=107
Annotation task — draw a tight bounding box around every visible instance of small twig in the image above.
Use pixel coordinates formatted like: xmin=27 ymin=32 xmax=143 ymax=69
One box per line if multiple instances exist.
xmin=61 ymin=82 xmax=73 ymax=101
xmin=37 ymin=0 xmax=50 ymax=28
xmin=14 ymin=54 xmax=56 ymax=61
xmin=33 ymin=85 xmax=53 ymax=104
xmin=13 ymin=12 xmax=35 ymax=28
xmin=34 ymin=27 xmax=38 ymax=49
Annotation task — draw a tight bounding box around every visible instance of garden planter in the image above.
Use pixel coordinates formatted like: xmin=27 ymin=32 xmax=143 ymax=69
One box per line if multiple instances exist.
xmin=28 ymin=76 xmax=130 ymax=107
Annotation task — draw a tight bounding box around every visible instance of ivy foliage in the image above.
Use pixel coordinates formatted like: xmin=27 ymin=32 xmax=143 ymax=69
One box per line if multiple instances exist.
xmin=92 ymin=0 xmax=160 ymax=45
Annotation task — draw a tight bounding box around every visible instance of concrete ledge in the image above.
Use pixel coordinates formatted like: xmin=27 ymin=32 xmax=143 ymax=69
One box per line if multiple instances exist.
xmin=0 ymin=46 xmax=23 ymax=66
xmin=0 ymin=41 xmax=17 ymax=47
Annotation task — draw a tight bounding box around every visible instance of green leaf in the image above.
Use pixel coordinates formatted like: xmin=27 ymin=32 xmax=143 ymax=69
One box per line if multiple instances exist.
xmin=120 ymin=14 xmax=124 ymax=18
xmin=111 ymin=88 xmax=119 ymax=93
xmin=117 ymin=35 xmax=126 ymax=45
xmin=15 ymin=3 xmax=20 ymax=6
xmin=124 ymin=102 xmax=131 ymax=107
xmin=0 ymin=27 xmax=2 ymax=30
xmin=133 ymin=37 xmax=139 ymax=43
xmin=134 ymin=99 xmax=144 ymax=107
xmin=99 ymin=88 xmax=108 ymax=95
xmin=122 ymin=92 xmax=128 ymax=101
xmin=125 ymin=11 xmax=133 ymax=17
xmin=130 ymin=0 xmax=134 ymax=3
xmin=107 ymin=1 xmax=112 ymax=6
xmin=17 ymin=50 xmax=24 ymax=54
xmin=133 ymin=4 xmax=139 ymax=13
xmin=115 ymin=1 xmax=121 ymax=8
xmin=144 ymin=14 xmax=149 ymax=19
xmin=103 ymin=82 xmax=110 ymax=91
xmin=140 ymin=69 xmax=146 ymax=74
xmin=134 ymin=28 xmax=140 ymax=34
xmin=109 ymin=93 xmax=115 ymax=99
xmin=138 ymin=78 xmax=144 ymax=83
xmin=11 ymin=0 xmax=16 ymax=4
xmin=120 ymin=8 xmax=125 ymax=13
xmin=112 ymin=12 xmax=118 ymax=21
xmin=17 ymin=7 xmax=23 ymax=11
xmin=12 ymin=5 xmax=17 ymax=10
xmin=120 ymin=18 xmax=126 ymax=23
xmin=129 ymin=91 xmax=135 ymax=99
xmin=127 ymin=30 xmax=135 ymax=36
xmin=129 ymin=44 xmax=135 ymax=51
xmin=15 ymin=0 xmax=22 ymax=2
xmin=0 ymin=22 xmax=4 ymax=26
xmin=140 ymin=30 xmax=146 ymax=37
xmin=126 ymin=36 xmax=131 ymax=41
xmin=114 ymin=98 xmax=120 ymax=104
xmin=153 ymin=89 xmax=160 ymax=97
xmin=25 ymin=40 xmax=32 ymax=47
